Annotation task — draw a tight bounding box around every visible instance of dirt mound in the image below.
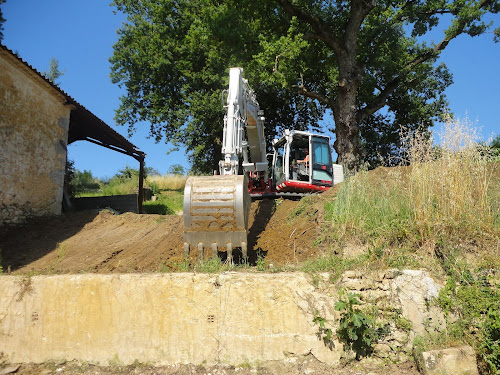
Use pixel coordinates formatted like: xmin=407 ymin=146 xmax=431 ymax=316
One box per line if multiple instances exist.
xmin=1 ymin=191 xmax=336 ymax=274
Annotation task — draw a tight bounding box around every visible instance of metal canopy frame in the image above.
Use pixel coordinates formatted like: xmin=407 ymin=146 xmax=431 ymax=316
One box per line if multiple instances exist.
xmin=67 ymin=104 xmax=146 ymax=213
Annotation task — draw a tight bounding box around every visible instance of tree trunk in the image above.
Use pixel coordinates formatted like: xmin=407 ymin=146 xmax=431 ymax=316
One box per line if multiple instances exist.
xmin=334 ymin=114 xmax=362 ymax=172
xmin=333 ymin=69 xmax=363 ymax=172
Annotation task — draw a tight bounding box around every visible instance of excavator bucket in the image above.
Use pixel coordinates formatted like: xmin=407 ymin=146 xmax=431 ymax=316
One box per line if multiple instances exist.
xmin=183 ymin=175 xmax=251 ymax=262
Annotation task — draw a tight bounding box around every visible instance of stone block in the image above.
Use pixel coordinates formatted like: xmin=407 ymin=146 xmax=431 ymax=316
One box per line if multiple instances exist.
xmin=420 ymin=345 xmax=478 ymax=375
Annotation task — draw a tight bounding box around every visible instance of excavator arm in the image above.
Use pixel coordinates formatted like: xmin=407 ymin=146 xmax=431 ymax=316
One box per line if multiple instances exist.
xmin=220 ymin=67 xmax=267 ymax=176
xmin=183 ymin=68 xmax=266 ymax=262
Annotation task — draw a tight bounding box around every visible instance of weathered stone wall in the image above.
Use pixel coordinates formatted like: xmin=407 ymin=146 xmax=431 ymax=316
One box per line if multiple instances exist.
xmin=0 ymin=271 xmax=445 ymax=366
xmin=0 ymin=51 xmax=70 ymax=226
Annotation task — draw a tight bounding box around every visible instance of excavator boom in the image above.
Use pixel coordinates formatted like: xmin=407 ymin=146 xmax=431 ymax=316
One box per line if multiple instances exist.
xmin=183 ymin=68 xmax=260 ymax=262
xmin=182 ymin=68 xmax=341 ymax=263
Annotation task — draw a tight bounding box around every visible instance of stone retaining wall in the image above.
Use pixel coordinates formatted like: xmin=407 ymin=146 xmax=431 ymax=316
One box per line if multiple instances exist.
xmin=0 ymin=271 xmax=444 ymax=366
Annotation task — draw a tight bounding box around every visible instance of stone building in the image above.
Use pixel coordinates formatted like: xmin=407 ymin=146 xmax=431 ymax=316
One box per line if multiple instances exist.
xmin=0 ymin=45 xmax=145 ymax=226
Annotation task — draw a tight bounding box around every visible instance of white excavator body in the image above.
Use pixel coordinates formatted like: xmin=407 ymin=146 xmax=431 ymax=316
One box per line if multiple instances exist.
xmin=183 ymin=68 xmax=341 ymax=262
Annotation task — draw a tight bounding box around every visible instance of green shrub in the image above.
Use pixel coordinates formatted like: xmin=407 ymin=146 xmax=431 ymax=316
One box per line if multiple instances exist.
xmin=437 ymin=265 xmax=500 ymax=374
xmin=335 ymin=291 xmax=378 ymax=359
xmin=142 ymin=202 xmax=174 ymax=215
xmin=481 ymin=308 xmax=500 ymax=373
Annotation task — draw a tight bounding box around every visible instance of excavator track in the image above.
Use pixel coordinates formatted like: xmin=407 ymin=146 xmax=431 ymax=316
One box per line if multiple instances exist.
xmin=183 ymin=175 xmax=251 ymax=262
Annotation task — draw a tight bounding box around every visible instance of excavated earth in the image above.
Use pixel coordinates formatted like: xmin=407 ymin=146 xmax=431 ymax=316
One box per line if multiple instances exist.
xmin=0 ymin=188 xmax=339 ymax=274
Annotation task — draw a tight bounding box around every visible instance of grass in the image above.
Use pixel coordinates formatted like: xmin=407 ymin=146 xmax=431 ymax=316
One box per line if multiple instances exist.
xmin=323 ymin=116 xmax=499 ymax=265
xmin=143 ymin=190 xmax=184 ymax=215
xmin=75 ymin=173 xmax=187 ymax=216
xmin=146 ymin=174 xmax=187 ymax=192
xmin=75 ymin=174 xmax=187 ymax=197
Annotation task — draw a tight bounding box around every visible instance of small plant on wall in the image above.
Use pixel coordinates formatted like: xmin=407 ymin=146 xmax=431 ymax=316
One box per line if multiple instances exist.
xmin=335 ymin=291 xmax=377 ymax=360
xmin=313 ymin=310 xmax=334 ymax=350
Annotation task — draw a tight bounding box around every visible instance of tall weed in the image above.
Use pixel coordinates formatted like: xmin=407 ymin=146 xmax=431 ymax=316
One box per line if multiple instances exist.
xmin=405 ymin=116 xmax=498 ymax=243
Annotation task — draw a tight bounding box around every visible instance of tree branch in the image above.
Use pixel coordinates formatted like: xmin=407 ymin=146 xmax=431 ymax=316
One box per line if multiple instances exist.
xmin=274 ymin=0 xmax=343 ymax=54
xmin=356 ymin=78 xmax=401 ymax=123
xmin=294 ymin=83 xmax=335 ymax=109
xmin=344 ymin=0 xmax=376 ymax=52
xmin=358 ymin=0 xmax=495 ymax=123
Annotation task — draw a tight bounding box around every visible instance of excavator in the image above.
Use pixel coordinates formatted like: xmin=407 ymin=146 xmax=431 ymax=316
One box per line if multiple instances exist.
xmin=183 ymin=68 xmax=343 ymax=262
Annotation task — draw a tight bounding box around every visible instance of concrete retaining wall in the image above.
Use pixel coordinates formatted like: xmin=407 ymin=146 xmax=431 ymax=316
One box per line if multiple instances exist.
xmin=0 ymin=271 xmax=444 ymax=366
xmin=0 ymin=273 xmax=342 ymax=366
xmin=70 ymin=194 xmax=138 ymax=213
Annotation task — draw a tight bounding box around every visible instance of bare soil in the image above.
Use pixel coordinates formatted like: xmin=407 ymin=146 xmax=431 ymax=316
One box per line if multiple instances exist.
xmin=2 ymin=357 xmax=420 ymax=375
xmin=0 ymin=191 xmax=338 ymax=274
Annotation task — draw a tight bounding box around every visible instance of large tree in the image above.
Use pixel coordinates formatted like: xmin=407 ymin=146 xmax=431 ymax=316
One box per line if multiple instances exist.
xmin=111 ymin=0 xmax=323 ymax=173
xmin=111 ymin=0 xmax=499 ymax=172
xmin=0 ymin=0 xmax=6 ymax=41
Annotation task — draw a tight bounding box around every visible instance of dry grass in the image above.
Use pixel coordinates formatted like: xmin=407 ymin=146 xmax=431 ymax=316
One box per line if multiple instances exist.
xmin=325 ymin=115 xmax=499 ymax=264
xmin=405 ymin=115 xmax=498 ymax=245
xmin=146 ymin=174 xmax=187 ymax=191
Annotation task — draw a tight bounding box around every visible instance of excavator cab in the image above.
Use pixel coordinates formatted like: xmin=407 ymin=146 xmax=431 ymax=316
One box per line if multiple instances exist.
xmin=272 ymin=130 xmax=333 ymax=194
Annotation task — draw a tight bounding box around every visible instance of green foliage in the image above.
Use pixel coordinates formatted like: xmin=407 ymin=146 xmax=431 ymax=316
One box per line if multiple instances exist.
xmin=194 ymin=256 xmax=231 ymax=273
xmin=394 ymin=315 xmax=413 ymax=333
xmin=255 ymin=255 xmax=267 ymax=272
xmin=98 ymin=166 xmax=141 ymax=196
xmin=167 ymin=164 xmax=185 ymax=175
xmin=300 ymin=252 xmax=369 ymax=282
xmin=436 ymin=260 xmax=500 ymax=374
xmin=110 ymin=0 xmax=497 ymax=171
xmin=42 ymin=58 xmax=64 ymax=84
xmin=0 ymin=0 xmax=5 ymax=41
xmin=69 ymin=168 xmax=101 ymax=196
xmin=142 ymin=191 xmax=183 ymax=215
xmin=481 ymin=308 xmax=500 ymax=373
xmin=114 ymin=166 xmax=140 ymax=180
xmin=64 ymin=159 xmax=76 ymax=198
xmin=491 ymin=135 xmax=500 ymax=150
xmin=312 ymin=311 xmax=334 ymax=349
xmin=142 ymin=201 xmax=174 ymax=215
xmin=110 ymin=0 xmax=321 ymax=173
xmin=491 ymin=135 xmax=500 ymax=160
xmin=335 ymin=291 xmax=377 ymax=359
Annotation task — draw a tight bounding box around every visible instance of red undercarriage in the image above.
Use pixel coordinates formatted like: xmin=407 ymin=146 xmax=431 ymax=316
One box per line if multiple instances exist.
xmin=248 ymin=177 xmax=331 ymax=196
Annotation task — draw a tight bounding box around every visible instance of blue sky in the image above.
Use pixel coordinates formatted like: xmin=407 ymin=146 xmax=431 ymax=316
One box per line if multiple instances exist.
xmin=3 ymin=1 xmax=499 ymax=178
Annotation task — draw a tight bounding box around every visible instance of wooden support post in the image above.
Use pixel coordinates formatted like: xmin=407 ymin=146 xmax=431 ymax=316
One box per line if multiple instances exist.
xmin=138 ymin=157 xmax=144 ymax=214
